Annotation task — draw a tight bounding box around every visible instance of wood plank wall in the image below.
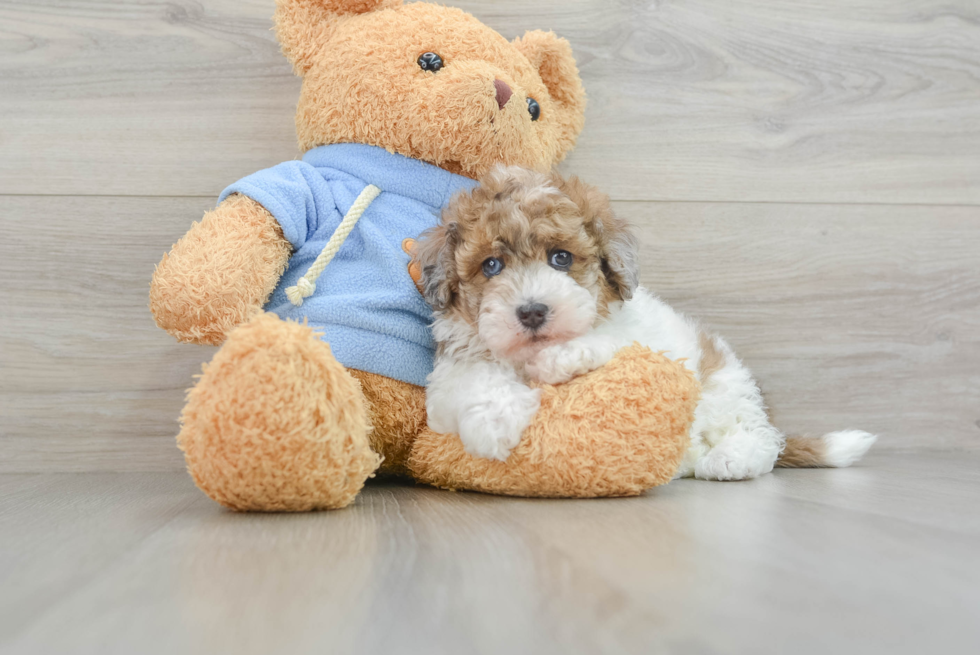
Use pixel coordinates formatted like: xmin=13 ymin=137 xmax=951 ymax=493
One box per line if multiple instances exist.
xmin=1 ymin=0 xmax=978 ymax=471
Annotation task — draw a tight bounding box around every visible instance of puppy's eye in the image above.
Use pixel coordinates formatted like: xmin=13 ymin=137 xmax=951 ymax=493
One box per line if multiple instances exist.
xmin=527 ymin=97 xmax=541 ymax=121
xmin=418 ymin=52 xmax=443 ymax=72
xmin=549 ymin=250 xmax=573 ymax=270
xmin=482 ymin=257 xmax=504 ymax=278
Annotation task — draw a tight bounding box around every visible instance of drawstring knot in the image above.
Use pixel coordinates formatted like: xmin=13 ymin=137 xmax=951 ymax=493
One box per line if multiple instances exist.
xmin=284 ymin=184 xmax=381 ymax=307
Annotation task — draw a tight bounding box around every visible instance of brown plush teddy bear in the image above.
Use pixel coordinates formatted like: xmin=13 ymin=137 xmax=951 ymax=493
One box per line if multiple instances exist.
xmin=149 ymin=0 xmax=699 ymax=511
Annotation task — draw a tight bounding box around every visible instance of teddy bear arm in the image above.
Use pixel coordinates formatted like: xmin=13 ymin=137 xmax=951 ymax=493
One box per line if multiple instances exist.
xmin=149 ymin=194 xmax=292 ymax=345
xmin=408 ymin=345 xmax=700 ymax=498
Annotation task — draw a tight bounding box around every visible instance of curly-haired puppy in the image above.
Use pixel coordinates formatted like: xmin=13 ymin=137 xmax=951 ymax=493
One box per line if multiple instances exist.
xmin=413 ymin=166 xmax=876 ymax=479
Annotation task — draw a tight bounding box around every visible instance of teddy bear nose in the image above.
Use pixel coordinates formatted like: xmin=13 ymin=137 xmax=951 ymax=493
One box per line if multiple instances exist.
xmin=493 ymin=79 xmax=513 ymax=110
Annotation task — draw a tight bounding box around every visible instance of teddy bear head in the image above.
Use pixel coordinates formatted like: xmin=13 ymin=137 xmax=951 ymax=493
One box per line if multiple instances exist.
xmin=274 ymin=0 xmax=587 ymax=179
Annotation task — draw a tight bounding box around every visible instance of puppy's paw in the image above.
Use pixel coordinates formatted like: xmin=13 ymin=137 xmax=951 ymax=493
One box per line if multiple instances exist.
xmin=457 ymin=388 xmax=541 ymax=461
xmin=694 ymin=428 xmax=779 ymax=481
xmin=526 ymin=341 xmax=610 ymax=385
xmin=694 ymin=452 xmax=755 ymax=481
xmin=425 ymin=410 xmax=456 ymax=437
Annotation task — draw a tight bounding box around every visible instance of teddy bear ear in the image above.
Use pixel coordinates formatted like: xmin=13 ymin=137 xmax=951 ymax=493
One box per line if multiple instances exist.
xmin=513 ymin=30 xmax=587 ymax=140
xmin=274 ymin=0 xmax=403 ymax=75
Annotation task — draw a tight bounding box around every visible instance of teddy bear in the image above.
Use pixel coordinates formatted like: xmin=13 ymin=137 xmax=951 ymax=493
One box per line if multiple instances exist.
xmin=149 ymin=0 xmax=700 ymax=511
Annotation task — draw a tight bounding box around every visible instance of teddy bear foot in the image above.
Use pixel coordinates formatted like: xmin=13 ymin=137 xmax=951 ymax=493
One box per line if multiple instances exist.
xmin=178 ymin=312 xmax=380 ymax=511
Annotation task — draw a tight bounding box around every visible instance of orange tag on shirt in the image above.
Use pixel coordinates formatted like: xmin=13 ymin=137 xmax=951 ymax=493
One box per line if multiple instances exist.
xmin=402 ymin=238 xmax=424 ymax=295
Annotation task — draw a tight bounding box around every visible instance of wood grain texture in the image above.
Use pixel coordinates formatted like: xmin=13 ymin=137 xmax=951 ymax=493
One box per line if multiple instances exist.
xmin=0 ymin=196 xmax=216 ymax=472
xmin=0 ymin=0 xmax=301 ymax=198
xmin=2 ymin=452 xmax=979 ymax=654
xmin=1 ymin=0 xmax=979 ymax=202
xmin=1 ymin=195 xmax=977 ymax=472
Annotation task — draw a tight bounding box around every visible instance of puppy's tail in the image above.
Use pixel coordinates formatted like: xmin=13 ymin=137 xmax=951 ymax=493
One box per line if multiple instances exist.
xmin=775 ymin=430 xmax=877 ymax=468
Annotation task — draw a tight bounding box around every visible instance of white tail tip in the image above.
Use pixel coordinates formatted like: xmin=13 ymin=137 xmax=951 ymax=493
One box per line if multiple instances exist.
xmin=822 ymin=430 xmax=878 ymax=468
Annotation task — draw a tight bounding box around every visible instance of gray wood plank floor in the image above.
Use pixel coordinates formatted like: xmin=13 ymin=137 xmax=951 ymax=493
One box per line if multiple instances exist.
xmin=2 ymin=451 xmax=978 ymax=655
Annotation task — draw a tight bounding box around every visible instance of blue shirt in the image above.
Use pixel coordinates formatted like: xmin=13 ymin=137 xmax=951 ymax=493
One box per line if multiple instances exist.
xmin=219 ymin=144 xmax=477 ymax=386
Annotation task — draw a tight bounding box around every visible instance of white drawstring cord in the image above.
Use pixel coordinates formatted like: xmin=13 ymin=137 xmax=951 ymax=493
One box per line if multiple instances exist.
xmin=284 ymin=184 xmax=381 ymax=307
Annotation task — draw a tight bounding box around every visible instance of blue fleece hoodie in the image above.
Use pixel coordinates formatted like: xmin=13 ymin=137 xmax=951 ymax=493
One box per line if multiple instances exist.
xmin=219 ymin=144 xmax=477 ymax=386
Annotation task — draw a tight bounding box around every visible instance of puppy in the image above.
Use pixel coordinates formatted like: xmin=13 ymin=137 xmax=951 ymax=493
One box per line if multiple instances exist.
xmin=413 ymin=166 xmax=876 ymax=480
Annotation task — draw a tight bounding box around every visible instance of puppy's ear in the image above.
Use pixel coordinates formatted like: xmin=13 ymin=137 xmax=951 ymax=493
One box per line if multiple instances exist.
xmin=412 ymin=221 xmax=460 ymax=312
xmin=557 ymin=174 xmax=640 ymax=301
xmin=599 ymin=215 xmax=640 ymax=301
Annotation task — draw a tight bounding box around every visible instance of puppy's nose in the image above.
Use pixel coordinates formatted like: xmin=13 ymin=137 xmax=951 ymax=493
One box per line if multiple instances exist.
xmin=493 ymin=79 xmax=512 ymax=110
xmin=517 ymin=302 xmax=549 ymax=330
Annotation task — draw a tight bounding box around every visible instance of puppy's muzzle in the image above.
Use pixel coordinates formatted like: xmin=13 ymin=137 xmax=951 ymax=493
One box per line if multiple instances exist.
xmin=516 ymin=302 xmax=549 ymax=331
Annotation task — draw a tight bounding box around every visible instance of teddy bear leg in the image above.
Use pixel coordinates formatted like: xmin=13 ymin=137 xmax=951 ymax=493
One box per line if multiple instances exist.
xmin=178 ymin=312 xmax=380 ymax=511
xmin=347 ymin=370 xmax=426 ymax=478
xmin=407 ymin=345 xmax=700 ymax=498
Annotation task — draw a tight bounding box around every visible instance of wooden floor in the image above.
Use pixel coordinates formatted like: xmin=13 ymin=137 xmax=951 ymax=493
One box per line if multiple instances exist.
xmin=1 ymin=1 xmax=979 ymax=652
xmin=2 ymin=450 xmax=978 ymax=654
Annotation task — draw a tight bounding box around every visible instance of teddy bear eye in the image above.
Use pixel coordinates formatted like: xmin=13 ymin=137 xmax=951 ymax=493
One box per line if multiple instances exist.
xmin=482 ymin=257 xmax=504 ymax=278
xmin=527 ymin=97 xmax=541 ymax=121
xmin=418 ymin=52 xmax=444 ymax=72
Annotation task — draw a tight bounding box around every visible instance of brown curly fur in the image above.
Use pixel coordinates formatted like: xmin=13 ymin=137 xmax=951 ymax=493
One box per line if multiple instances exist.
xmin=152 ymin=0 xmax=695 ymax=511
xmin=415 ymin=167 xmax=640 ymax=326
